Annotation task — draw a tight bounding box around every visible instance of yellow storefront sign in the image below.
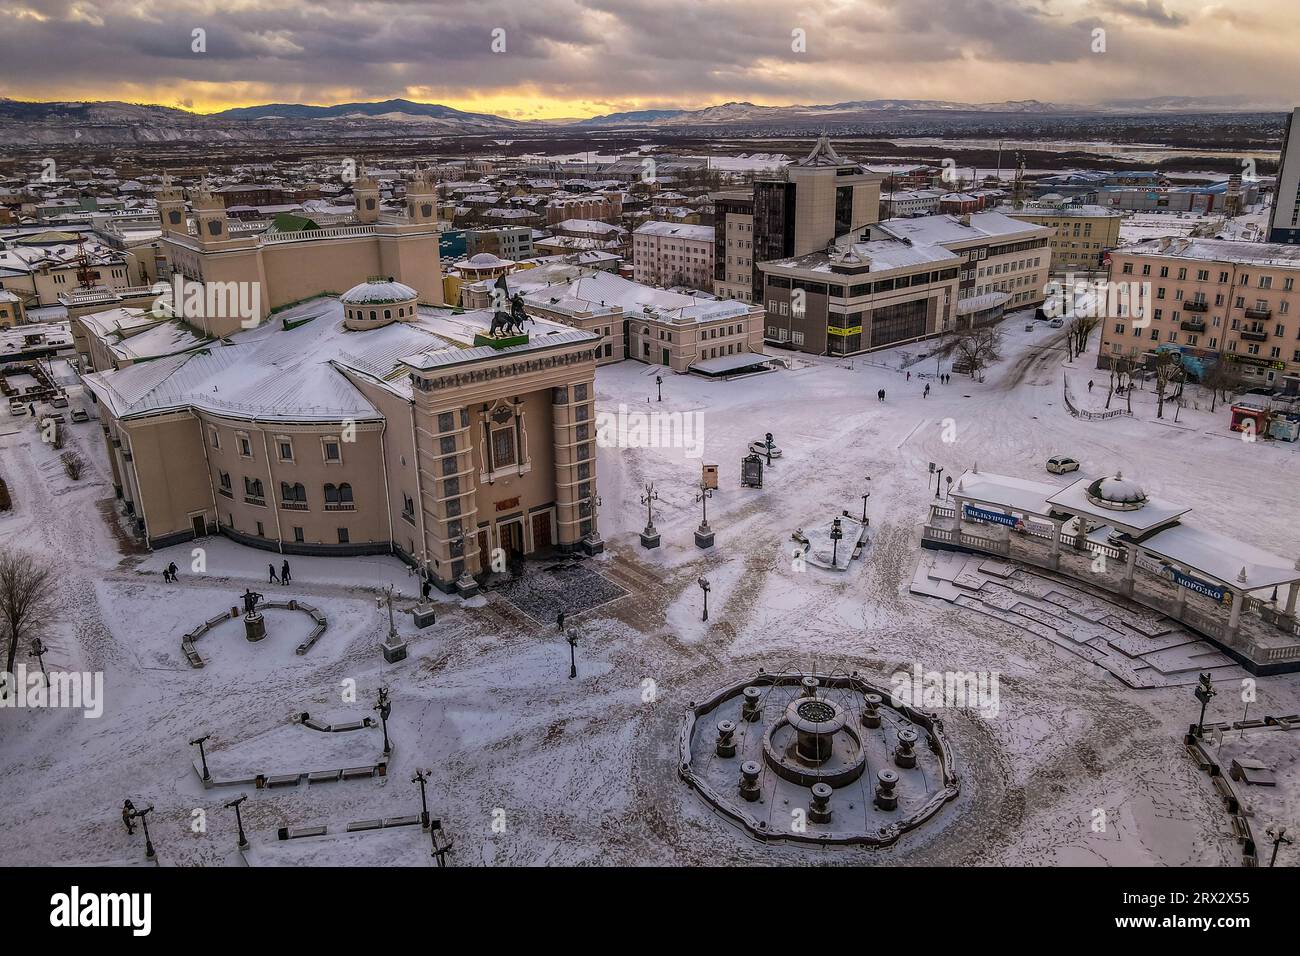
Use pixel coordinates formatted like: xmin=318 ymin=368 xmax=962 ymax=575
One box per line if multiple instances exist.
xmin=827 ymin=325 xmax=862 ymax=337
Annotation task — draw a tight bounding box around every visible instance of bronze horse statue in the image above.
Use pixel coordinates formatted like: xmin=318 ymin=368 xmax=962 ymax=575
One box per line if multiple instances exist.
xmin=489 ymin=294 xmax=532 ymax=338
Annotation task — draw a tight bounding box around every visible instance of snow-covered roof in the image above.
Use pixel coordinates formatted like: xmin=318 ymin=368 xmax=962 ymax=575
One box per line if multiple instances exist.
xmin=1119 ymin=237 xmax=1300 ymax=269
xmin=1046 ymin=476 xmax=1190 ymax=534
xmin=84 ymin=296 xmax=597 ymax=423
xmin=523 ymin=271 xmax=751 ymax=325
xmin=634 ymin=221 xmax=714 ymax=241
xmin=1136 ymin=523 xmax=1300 ymax=592
xmin=339 ymin=279 xmax=418 ymax=305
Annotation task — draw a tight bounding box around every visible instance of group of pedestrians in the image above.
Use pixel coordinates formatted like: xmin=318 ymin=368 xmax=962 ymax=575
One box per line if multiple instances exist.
xmin=268 ymin=561 xmax=292 ymax=585
xmin=161 ymin=562 xmax=179 ymax=583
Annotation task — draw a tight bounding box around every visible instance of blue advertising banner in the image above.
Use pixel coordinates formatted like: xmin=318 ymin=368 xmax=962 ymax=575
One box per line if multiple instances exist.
xmin=963 ymin=504 xmax=1021 ymax=528
xmin=1172 ymin=569 xmax=1231 ymax=604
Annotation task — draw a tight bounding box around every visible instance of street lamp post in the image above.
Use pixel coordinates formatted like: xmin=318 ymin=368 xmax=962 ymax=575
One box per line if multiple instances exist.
xmin=224 ymin=794 xmax=249 ymax=850
xmin=412 ymin=769 xmax=431 ymax=829
xmin=694 ymin=484 xmax=715 ymax=549
xmin=1266 ymin=825 xmax=1292 ymax=868
xmin=830 ymin=517 xmax=843 ymax=568
xmin=861 ymin=476 xmax=871 ymax=524
xmin=698 ymin=577 xmax=711 ymax=622
xmin=1194 ymin=672 xmax=1216 ymax=738
xmin=566 ymin=627 xmax=578 ymax=679
xmin=764 ymin=432 xmax=775 ymax=467
xmin=945 ymin=475 xmax=953 ymax=499
xmin=639 ymin=482 xmax=661 ymax=549
xmin=134 ymin=805 xmax=156 ymax=861
xmin=189 ymin=734 xmax=212 ymax=782
xmin=935 ymin=467 xmax=944 ymax=499
xmin=374 ymin=686 xmax=393 ymax=755
xmin=655 ymin=375 xmax=662 ymax=402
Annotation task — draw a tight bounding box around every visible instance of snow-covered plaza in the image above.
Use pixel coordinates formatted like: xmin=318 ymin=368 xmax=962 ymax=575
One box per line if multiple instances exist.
xmin=3 ymin=311 xmax=1299 ymax=867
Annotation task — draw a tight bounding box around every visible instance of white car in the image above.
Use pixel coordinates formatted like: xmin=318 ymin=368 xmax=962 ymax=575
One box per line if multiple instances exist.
xmin=749 ymin=440 xmax=782 ymax=458
xmin=1046 ymin=455 xmax=1080 ymax=474
xmin=1048 ymin=317 xmax=1065 ymax=329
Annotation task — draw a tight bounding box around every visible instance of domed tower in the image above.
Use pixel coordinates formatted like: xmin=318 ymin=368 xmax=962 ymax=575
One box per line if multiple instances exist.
xmin=189 ymin=179 xmax=229 ymax=246
xmin=157 ymin=172 xmax=187 ymax=236
xmin=341 ymin=277 xmax=419 ymax=330
xmin=353 ymin=163 xmax=380 ymax=224
xmin=404 ymin=166 xmax=438 ymax=224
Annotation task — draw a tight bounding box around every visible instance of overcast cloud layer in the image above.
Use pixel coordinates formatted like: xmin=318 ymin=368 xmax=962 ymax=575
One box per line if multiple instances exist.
xmin=0 ymin=0 xmax=1295 ymax=117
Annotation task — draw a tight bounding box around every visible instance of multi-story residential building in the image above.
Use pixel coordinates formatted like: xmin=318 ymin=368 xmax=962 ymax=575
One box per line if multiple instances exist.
xmin=518 ymin=269 xmax=766 ymax=374
xmin=1003 ymin=204 xmax=1122 ymax=273
xmin=0 ymin=230 xmax=133 ymax=307
xmin=632 ymin=221 xmax=714 ymax=289
xmin=1270 ymin=106 xmax=1300 ymax=244
xmin=712 ymin=190 xmax=755 ymax=303
xmin=880 ymin=189 xmax=942 ymax=219
xmin=545 ymin=192 xmax=624 ymax=226
xmin=157 ymin=167 xmax=443 ymax=334
xmin=1098 ymin=237 xmax=1300 ymax=394
xmin=757 ymin=211 xmax=1051 ymax=356
xmin=750 ymin=136 xmax=884 ymax=302
xmin=80 ymin=279 xmax=604 ymax=592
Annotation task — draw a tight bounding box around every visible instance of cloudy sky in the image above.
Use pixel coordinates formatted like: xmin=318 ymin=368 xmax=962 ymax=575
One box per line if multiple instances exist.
xmin=1 ymin=0 xmax=1296 ymax=117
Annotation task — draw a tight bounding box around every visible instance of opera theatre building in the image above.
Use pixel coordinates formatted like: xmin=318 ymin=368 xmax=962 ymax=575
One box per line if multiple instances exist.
xmin=81 ymin=277 xmax=603 ymax=595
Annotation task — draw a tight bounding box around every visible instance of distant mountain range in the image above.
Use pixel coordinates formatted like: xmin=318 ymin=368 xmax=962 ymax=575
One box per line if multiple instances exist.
xmin=0 ymin=94 xmax=1287 ymax=146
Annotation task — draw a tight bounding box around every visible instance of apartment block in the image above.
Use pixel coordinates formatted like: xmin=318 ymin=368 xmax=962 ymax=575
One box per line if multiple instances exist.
xmin=632 ymin=221 xmax=714 ymax=289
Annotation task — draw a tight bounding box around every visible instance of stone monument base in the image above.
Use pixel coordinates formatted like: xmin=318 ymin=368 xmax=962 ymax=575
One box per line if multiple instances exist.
xmin=455 ymin=573 xmax=480 ymax=598
xmin=694 ymin=525 xmax=715 ymax=549
xmin=244 ymin=612 xmax=266 ymax=642
xmin=412 ymin=603 xmax=437 ymax=628
xmin=382 ymin=640 xmax=409 ymax=664
xmin=473 ymin=332 xmax=529 ymax=349
xmin=581 ymin=534 xmax=605 ymax=556
xmin=640 ymin=525 xmax=661 ymax=549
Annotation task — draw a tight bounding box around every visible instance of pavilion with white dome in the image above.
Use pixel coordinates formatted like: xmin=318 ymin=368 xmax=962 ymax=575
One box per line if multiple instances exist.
xmin=922 ymin=466 xmax=1300 ymax=672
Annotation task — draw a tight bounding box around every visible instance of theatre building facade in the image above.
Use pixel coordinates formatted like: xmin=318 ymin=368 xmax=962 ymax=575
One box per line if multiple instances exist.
xmin=81 ymin=282 xmax=601 ymax=594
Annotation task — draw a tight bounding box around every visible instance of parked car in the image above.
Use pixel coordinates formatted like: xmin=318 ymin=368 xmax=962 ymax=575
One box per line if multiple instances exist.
xmin=70 ymin=408 xmax=90 ymax=423
xmin=8 ymin=400 xmax=25 ymax=416
xmin=1046 ymin=455 xmax=1080 ymax=474
xmin=1024 ymin=323 xmax=1034 ymax=332
xmin=1047 ymin=317 xmax=1065 ymax=329
xmin=51 ymin=394 xmax=69 ymax=408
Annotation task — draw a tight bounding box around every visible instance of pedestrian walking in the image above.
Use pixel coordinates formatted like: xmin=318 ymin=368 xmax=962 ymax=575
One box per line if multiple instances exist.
xmin=161 ymin=567 xmax=170 ymax=584
xmin=556 ymin=609 xmax=566 ymax=633
xmin=122 ymin=799 xmax=135 ymax=834
xmin=924 ymin=383 xmax=930 ymax=398
xmin=906 ymin=371 xmax=911 ymax=381
xmin=881 ymin=388 xmax=886 ymax=402
xmin=268 ymin=563 xmax=280 ymax=584
xmin=421 ymin=576 xmax=432 ymax=601
xmin=167 ymin=562 xmax=178 ymax=582
xmin=281 ymin=560 xmax=291 ymax=584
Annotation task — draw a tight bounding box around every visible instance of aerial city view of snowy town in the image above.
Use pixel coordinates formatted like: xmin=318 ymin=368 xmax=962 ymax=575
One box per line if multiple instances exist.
xmin=1 ymin=0 xmax=1299 ymax=909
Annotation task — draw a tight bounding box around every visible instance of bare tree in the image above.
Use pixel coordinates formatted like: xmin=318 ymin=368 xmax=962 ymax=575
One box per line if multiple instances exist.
xmin=1201 ymin=361 xmax=1244 ymax=413
xmin=1107 ymin=349 xmax=1140 ymax=412
xmin=954 ymin=328 xmax=1002 ymax=382
xmin=0 ymin=551 xmax=57 ymax=698
xmin=1067 ymin=315 xmax=1100 ymax=363
xmin=60 ymin=451 xmax=85 ymax=481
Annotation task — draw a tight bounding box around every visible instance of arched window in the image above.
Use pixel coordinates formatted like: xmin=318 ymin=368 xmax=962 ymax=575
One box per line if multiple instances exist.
xmin=338 ymin=483 xmax=354 ymax=503
xmin=384 ymin=309 xmax=392 ymax=320
xmin=324 ymin=483 xmax=339 ymax=503
xmin=281 ymin=482 xmax=306 ymax=502
xmin=370 ymin=310 xmax=377 ymax=321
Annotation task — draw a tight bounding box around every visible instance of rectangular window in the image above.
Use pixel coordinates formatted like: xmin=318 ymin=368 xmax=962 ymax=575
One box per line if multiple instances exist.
xmin=323 ymin=439 xmax=341 ymax=462
xmin=293 ymin=527 xmax=304 ymax=543
xmin=337 ymin=528 xmax=350 ymax=544
xmin=491 ymin=427 xmax=517 ymax=468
